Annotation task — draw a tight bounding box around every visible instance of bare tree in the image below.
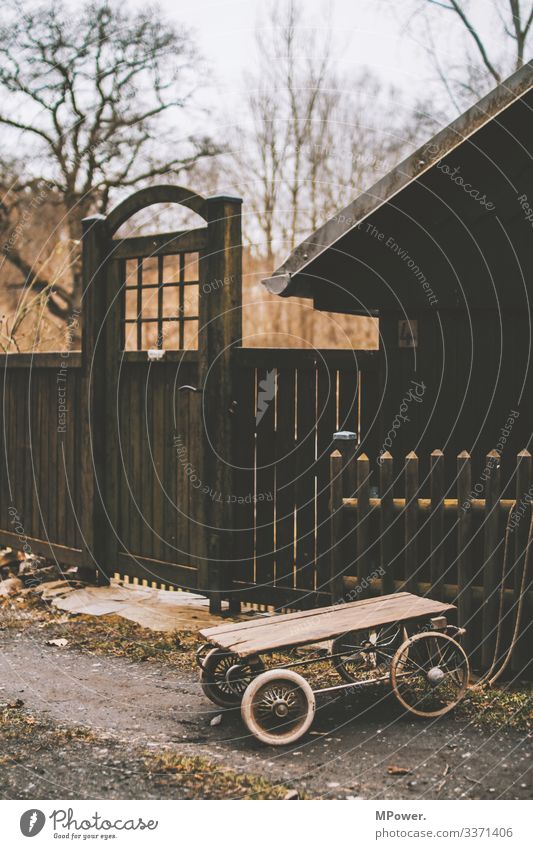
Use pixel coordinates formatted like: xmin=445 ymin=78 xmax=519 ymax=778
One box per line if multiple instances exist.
xmin=0 ymin=0 xmax=218 ymax=318
xmin=401 ymin=0 xmax=533 ymax=108
xmin=235 ymin=1 xmax=431 ymax=263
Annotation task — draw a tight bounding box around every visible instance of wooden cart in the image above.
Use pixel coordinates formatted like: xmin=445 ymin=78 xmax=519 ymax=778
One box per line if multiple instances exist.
xmin=197 ymin=592 xmax=470 ymax=745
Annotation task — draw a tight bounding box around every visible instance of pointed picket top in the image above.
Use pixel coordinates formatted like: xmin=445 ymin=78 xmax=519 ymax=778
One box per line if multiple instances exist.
xmin=406 ymin=450 xmax=418 ymax=460
xmin=330 ymin=449 xmax=342 ymax=460
xmin=380 ymin=451 xmax=392 ymax=461
xmin=518 ymin=448 xmax=532 ymax=458
xmin=457 ymin=450 xmax=471 ymax=459
xmin=431 ymin=448 xmax=444 ymax=457
xmin=487 ymin=448 xmax=500 ymax=458
xmin=357 ymin=452 xmax=369 ymax=462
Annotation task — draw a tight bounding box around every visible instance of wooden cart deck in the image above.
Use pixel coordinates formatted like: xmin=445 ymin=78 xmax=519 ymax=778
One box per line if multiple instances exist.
xmin=199 ymin=592 xmax=455 ymax=657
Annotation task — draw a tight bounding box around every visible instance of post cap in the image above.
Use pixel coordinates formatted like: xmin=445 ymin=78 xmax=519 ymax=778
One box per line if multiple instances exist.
xmin=333 ymin=431 xmax=358 ymax=441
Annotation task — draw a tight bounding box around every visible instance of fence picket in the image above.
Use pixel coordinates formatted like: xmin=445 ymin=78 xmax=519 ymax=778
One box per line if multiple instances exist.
xmin=512 ymin=449 xmax=532 ymax=673
xmin=379 ymin=452 xmax=395 ymax=595
xmin=429 ymin=449 xmax=445 ymax=600
xmin=457 ymin=450 xmax=473 ymax=654
xmin=482 ymin=451 xmax=502 ymax=669
xmin=356 ymin=453 xmax=370 ymax=593
xmin=329 ymin=450 xmax=345 ymax=602
xmin=404 ymin=451 xmax=419 ymax=593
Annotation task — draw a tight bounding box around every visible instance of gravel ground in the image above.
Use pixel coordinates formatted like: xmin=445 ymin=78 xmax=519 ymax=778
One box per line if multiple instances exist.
xmin=1 ymin=628 xmax=531 ymax=800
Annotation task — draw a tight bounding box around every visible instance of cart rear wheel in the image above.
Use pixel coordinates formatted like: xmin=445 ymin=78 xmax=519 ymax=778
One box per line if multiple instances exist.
xmin=241 ymin=669 xmax=315 ymax=746
xmin=200 ymin=648 xmax=264 ymax=708
xmin=332 ymin=623 xmax=402 ymax=683
xmin=390 ymin=631 xmax=470 ymax=717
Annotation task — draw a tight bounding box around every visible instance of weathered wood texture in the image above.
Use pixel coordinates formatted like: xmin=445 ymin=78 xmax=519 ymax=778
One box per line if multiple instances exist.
xmin=332 ymin=447 xmax=532 ymax=673
xmin=200 ymin=591 xmax=454 ymax=656
xmin=0 ymin=358 xmax=83 ymax=563
xmin=230 ymin=349 xmax=380 ymax=607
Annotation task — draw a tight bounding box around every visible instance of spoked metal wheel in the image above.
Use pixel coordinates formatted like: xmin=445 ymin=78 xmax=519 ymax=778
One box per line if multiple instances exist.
xmin=241 ymin=670 xmax=316 ymax=746
xmin=390 ymin=631 xmax=470 ymax=717
xmin=332 ymin=623 xmax=402 ymax=683
xmin=200 ymin=648 xmax=265 ymax=708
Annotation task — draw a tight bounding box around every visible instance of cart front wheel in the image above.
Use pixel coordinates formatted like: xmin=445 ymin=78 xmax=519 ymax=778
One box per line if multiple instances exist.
xmin=200 ymin=648 xmax=265 ymax=707
xmin=241 ymin=669 xmax=315 ymax=746
xmin=390 ymin=631 xmax=470 ymax=717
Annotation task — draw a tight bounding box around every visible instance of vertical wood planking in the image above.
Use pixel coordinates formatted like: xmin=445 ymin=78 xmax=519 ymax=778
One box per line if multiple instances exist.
xmin=187 ymin=379 xmax=204 ymax=577
xmin=129 ymin=369 xmax=142 ymax=555
xmin=22 ymin=371 xmax=33 ymax=543
xmin=141 ymin=369 xmax=153 ymax=556
xmin=512 ymin=449 xmax=531 ymax=673
xmin=255 ymin=367 xmax=276 ymax=588
xmin=152 ymin=366 xmax=166 ymax=561
xmin=337 ymin=368 xmax=358 ymax=434
xmin=316 ymin=364 xmax=338 ymax=593
xmin=356 ymin=453 xmax=370 ymax=592
xmin=275 ymin=367 xmax=296 ymax=588
xmin=163 ymin=365 xmax=177 ymax=566
xmin=48 ymin=369 xmax=59 ymax=544
xmin=65 ymin=371 xmax=78 ymax=549
xmin=329 ymin=450 xmax=345 ymax=602
xmin=30 ymin=373 xmax=41 ymax=539
xmin=482 ymin=450 xmax=502 ymax=668
xmin=379 ymin=451 xmax=395 ymax=594
xmin=404 ymin=451 xmax=419 ymax=593
xmin=457 ymin=451 xmax=473 ymax=651
xmin=56 ymin=366 xmax=67 ymax=546
xmin=359 ymin=366 xmax=380 ymax=464
xmin=118 ymin=365 xmax=130 ymax=554
xmin=39 ymin=374 xmax=50 ymax=540
xmin=295 ymin=367 xmax=317 ymax=592
xmin=0 ymin=372 xmax=7 ymax=530
xmin=429 ymin=449 xmax=445 ymax=600
xmin=232 ymin=365 xmax=256 ymax=585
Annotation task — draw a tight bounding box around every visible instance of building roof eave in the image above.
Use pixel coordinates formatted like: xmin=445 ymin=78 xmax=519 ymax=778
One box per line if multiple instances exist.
xmin=262 ymin=60 xmax=533 ymax=297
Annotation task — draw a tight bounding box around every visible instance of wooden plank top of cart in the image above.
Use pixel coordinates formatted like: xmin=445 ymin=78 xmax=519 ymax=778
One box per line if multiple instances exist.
xmin=197 ymin=592 xmax=470 ymax=745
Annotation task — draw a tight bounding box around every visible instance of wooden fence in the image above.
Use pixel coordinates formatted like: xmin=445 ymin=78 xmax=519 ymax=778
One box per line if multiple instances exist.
xmin=329 ymin=447 xmax=532 ymax=674
xmin=0 ymin=183 xmax=382 ymax=614
xmin=1 ymin=182 xmax=530 ymax=674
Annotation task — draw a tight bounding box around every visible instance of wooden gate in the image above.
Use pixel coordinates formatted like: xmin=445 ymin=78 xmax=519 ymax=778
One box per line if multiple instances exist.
xmin=0 ymin=183 xmax=382 ymax=613
xmin=81 ymin=186 xmax=242 ymax=608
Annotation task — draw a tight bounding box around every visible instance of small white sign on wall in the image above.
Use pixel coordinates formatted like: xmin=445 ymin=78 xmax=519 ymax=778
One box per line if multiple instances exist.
xmin=398 ymin=319 xmax=418 ymax=348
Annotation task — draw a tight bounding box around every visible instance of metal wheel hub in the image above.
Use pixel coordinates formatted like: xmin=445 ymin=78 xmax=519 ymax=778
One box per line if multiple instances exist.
xmin=427 ymin=666 xmax=445 ymax=685
xmin=272 ymin=699 xmax=290 ymax=718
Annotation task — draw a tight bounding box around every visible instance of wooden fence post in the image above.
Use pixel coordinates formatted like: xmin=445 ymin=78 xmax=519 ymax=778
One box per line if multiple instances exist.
xmin=379 ymin=451 xmax=395 ymax=595
xmin=79 ymin=215 xmax=111 ymax=584
xmin=356 ymin=453 xmax=370 ymax=594
xmin=199 ymin=194 xmax=243 ymax=613
xmin=482 ymin=449 xmax=501 ymax=668
xmin=404 ymin=451 xmax=418 ymax=593
xmin=512 ymin=449 xmax=532 ymax=673
xmin=429 ymin=449 xmax=445 ymax=600
xmin=329 ymin=450 xmax=345 ymax=602
xmin=457 ymin=450 xmax=473 ymax=652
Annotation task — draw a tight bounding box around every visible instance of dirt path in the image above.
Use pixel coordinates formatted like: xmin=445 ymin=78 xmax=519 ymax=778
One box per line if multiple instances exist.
xmin=1 ymin=630 xmax=531 ymax=800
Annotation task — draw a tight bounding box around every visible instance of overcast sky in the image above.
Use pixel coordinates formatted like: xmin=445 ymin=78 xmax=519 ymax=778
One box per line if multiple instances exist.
xmin=143 ymin=0 xmax=507 ymax=113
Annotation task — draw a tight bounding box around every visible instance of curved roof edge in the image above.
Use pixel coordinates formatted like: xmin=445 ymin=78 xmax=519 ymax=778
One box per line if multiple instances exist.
xmin=262 ymin=60 xmax=533 ymax=296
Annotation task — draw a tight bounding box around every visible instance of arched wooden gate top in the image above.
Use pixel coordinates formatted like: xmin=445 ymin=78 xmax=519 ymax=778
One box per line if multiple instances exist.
xmin=106 ymin=184 xmax=208 ymax=235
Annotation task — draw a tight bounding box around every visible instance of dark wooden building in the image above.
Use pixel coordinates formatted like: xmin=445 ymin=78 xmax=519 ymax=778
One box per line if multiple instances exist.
xmin=263 ymin=62 xmax=533 ymax=493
